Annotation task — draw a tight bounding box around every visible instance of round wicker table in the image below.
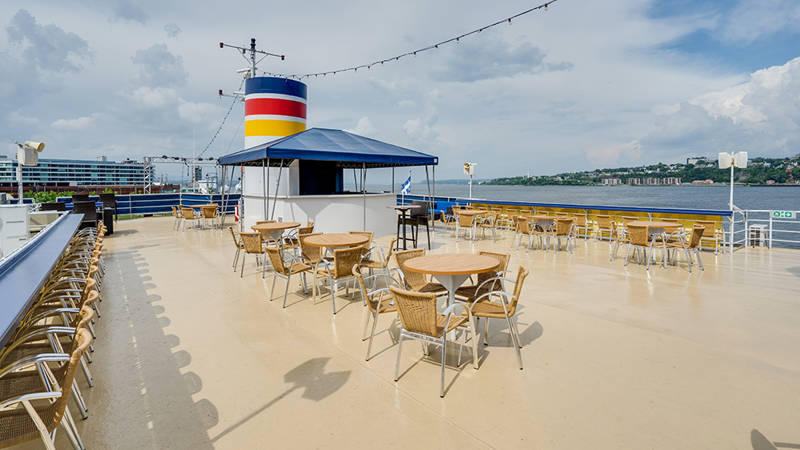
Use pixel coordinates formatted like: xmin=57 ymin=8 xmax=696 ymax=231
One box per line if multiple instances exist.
xmin=302 ymin=233 xmax=369 ymax=249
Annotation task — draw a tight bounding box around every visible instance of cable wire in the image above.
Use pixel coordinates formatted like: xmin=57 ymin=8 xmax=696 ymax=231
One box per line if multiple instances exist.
xmin=198 ymin=78 xmax=244 ymax=158
xmin=263 ymin=0 xmax=559 ymax=80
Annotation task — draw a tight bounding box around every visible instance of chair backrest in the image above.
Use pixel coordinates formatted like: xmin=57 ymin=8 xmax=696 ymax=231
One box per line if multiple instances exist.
xmin=477 ymin=251 xmax=510 ymax=285
xmin=394 ymin=248 xmax=427 ymax=290
xmin=265 ymin=246 xmax=287 ymax=274
xmin=409 ymin=201 xmax=431 ymax=218
xmin=299 ymin=233 xmax=322 ymax=263
xmin=572 ymin=214 xmax=587 ymax=226
xmin=348 ymin=231 xmax=373 ymax=252
xmin=73 ymin=201 xmax=97 ymax=221
xmin=49 ymin=328 xmax=93 ymax=432
xmin=555 ymin=218 xmax=574 ymax=236
xmin=240 ymin=233 xmax=263 ymax=254
xmin=40 ymin=202 xmax=66 ymax=211
xmin=256 ymin=220 xmax=276 ymax=225
xmin=331 ymin=247 xmax=362 ymax=279
xmin=228 ymin=227 xmax=241 ymax=247
xmin=201 ymin=206 xmax=217 ymax=219
xmin=695 ymin=221 xmax=717 ymax=237
xmin=181 ymin=207 xmax=195 ymax=220
xmin=390 ymin=286 xmax=438 ymax=336
xmin=627 ymin=225 xmax=650 ymax=246
xmin=508 ymin=266 xmax=529 ymax=314
xmin=297 ymin=225 xmax=314 ymax=235
xmin=384 ymin=238 xmax=397 ymax=266
xmin=352 ymin=264 xmax=378 ymax=313
xmin=596 ymin=215 xmax=612 ymax=229
xmin=688 ymin=226 xmax=704 ymax=248
xmin=99 ymin=193 xmax=116 ymax=207
xmin=517 ymin=217 xmax=530 ymax=234
xmin=71 ymin=193 xmax=89 ymax=203
xmin=457 ymin=212 xmax=475 ymax=227
xmin=481 ymin=212 xmax=497 ymax=225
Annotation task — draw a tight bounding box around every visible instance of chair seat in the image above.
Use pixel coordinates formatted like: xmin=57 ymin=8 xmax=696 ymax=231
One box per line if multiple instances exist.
xmin=454 ymin=284 xmax=492 ymax=301
xmin=286 ymin=262 xmax=312 ymax=274
xmin=369 ymin=297 xmax=398 ymax=314
xmin=465 ymin=300 xmax=517 ymax=319
xmin=0 ymin=401 xmax=59 ymax=448
xmin=360 ymin=259 xmax=386 ymax=270
xmin=432 ymin=314 xmax=468 ymax=338
xmin=414 ymin=282 xmax=447 ymax=295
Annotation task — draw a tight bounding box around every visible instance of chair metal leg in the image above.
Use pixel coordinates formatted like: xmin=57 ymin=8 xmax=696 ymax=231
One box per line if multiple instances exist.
xmin=282 ymin=273 xmax=291 ymax=308
xmin=270 ymin=273 xmax=277 ymax=301
xmin=72 ymin=380 xmax=88 ymax=419
xmin=470 ymin=317 xmax=479 ymax=369
xmin=240 ymin=253 xmax=245 ymax=277
xmin=365 ymin=310 xmax=379 ymax=360
xmin=440 ymin=336 xmax=447 ymax=397
xmin=506 ymin=314 xmax=523 ymax=370
xmin=483 ymin=318 xmax=489 ymax=345
xmin=695 ymin=249 xmax=704 ymax=271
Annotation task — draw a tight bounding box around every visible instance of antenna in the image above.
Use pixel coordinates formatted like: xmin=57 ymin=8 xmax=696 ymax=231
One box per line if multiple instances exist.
xmin=219 ymin=38 xmax=285 ymax=75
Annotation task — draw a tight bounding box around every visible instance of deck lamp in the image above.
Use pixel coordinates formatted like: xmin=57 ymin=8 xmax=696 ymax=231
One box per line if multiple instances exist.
xmin=718 ymin=151 xmax=747 ymax=210
xmin=14 ymin=141 xmax=45 ymax=205
xmin=464 ymin=162 xmax=476 ymax=199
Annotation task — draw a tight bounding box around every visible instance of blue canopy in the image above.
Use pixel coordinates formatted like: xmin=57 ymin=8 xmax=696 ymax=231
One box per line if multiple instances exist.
xmin=218 ymin=128 xmax=438 ymax=168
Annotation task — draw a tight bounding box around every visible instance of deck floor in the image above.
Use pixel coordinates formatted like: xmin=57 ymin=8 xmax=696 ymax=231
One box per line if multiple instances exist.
xmin=31 ymin=216 xmax=800 ymax=449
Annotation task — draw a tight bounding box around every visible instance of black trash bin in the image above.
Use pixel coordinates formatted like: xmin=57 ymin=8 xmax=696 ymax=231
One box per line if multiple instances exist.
xmin=103 ymin=207 xmax=114 ymax=235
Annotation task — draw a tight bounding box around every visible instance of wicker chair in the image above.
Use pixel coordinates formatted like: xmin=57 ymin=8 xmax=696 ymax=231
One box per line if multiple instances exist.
xmin=265 ymin=246 xmax=311 ymax=307
xmin=552 ymin=218 xmax=576 ymax=253
xmin=390 ymin=286 xmax=476 ymax=397
xmin=454 ymin=251 xmax=511 ymax=302
xmin=571 ymin=214 xmax=590 ymax=238
xmin=394 ymin=249 xmax=447 ymax=296
xmin=201 ymin=206 xmax=218 ymax=229
xmin=695 ymin=220 xmax=721 ymax=253
xmin=455 ymin=212 xmax=477 ymax=240
xmin=360 ymin=237 xmax=397 ymax=276
xmin=353 ymin=264 xmax=401 ymax=360
xmin=348 ymin=231 xmax=374 ymax=257
xmin=180 ymin=207 xmax=199 ymax=231
xmin=477 ymin=212 xmax=498 ymax=241
xmin=171 ymin=206 xmax=182 ymax=230
xmin=610 ymin=221 xmax=630 ymax=261
xmin=0 ymin=328 xmax=93 ymax=450
xmin=316 ymin=247 xmax=363 ymax=314
xmin=595 ymin=215 xmax=613 ymax=241
xmin=239 ymin=233 xmax=265 ymax=278
xmin=464 ymin=266 xmax=529 ymax=370
xmin=228 ymin=227 xmax=244 ymax=271
xmin=666 ymin=225 xmax=705 ymax=272
xmin=624 ymin=225 xmax=659 ymax=269
xmin=531 ymin=218 xmax=555 ymax=250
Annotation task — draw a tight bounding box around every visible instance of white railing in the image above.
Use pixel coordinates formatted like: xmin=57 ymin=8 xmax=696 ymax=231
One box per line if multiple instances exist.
xmin=739 ymin=209 xmax=800 ymax=250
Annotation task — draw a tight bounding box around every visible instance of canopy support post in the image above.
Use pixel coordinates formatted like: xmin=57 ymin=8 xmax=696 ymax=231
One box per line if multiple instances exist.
xmin=220 ymin=165 xmax=227 ymax=228
xmin=271 ymin=159 xmax=283 ymax=220
xmin=392 ymin=167 xmax=395 ymax=194
xmin=362 ymin=162 xmax=367 ymax=231
xmin=432 ymin=165 xmax=436 ymax=230
xmin=239 ymin=166 xmax=244 ymax=232
xmin=425 ymin=165 xmax=432 ymax=223
xmin=262 ymin=159 xmax=268 ymax=221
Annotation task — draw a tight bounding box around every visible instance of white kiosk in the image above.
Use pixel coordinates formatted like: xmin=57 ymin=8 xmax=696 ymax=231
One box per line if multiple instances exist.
xmin=218 ymin=128 xmax=438 ymax=237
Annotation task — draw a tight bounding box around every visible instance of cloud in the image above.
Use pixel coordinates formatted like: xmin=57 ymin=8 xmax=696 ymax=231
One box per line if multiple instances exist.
xmin=112 ymin=0 xmax=148 ymax=24
xmin=345 ymin=116 xmax=376 ymax=136
xmin=643 ymin=56 xmax=800 ymax=158
xmin=430 ymin=34 xmax=572 ymax=82
xmin=717 ymin=0 xmax=800 ymax=44
xmin=127 ymin=86 xmax=179 ymax=109
xmin=164 ymin=23 xmax=181 ymax=37
xmin=5 ymin=9 xmax=90 ymax=72
xmin=52 ymin=113 xmax=100 ymax=130
xmin=132 ymin=43 xmax=187 ymax=87
xmin=586 ymin=140 xmax=642 ymax=167
xmin=177 ymin=100 xmax=224 ymax=126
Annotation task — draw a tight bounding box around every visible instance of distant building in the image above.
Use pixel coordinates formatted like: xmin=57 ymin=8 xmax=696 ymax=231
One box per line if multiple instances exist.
xmin=602 ymin=178 xmax=622 ymax=185
xmin=626 ymin=177 xmax=681 ymax=186
xmin=691 ymin=179 xmax=714 ymax=185
xmin=687 ymin=156 xmax=708 ymax=165
xmin=0 ymin=156 xmax=147 ymax=192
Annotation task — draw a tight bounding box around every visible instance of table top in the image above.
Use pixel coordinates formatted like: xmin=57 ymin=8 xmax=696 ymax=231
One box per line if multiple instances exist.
xmin=403 ymin=253 xmax=500 ymax=276
xmin=251 ymin=221 xmax=301 ymax=232
xmin=455 ymin=209 xmax=484 ymax=216
xmin=390 ymin=205 xmax=422 ymax=211
xmin=627 ymin=220 xmax=683 ymax=228
xmin=302 ymin=233 xmax=370 ymax=248
xmin=0 ymin=213 xmax=82 ymax=349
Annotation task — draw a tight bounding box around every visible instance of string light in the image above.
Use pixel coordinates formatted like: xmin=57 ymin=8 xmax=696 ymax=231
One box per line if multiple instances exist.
xmin=261 ymin=0 xmax=559 ymax=80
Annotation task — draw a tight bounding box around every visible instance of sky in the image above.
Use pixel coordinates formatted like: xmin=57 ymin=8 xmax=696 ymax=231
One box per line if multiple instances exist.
xmin=0 ymin=0 xmax=799 ymax=181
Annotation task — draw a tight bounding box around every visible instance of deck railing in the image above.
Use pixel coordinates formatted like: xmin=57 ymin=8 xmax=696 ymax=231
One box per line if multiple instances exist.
xmin=54 ymin=193 xmax=241 ymax=216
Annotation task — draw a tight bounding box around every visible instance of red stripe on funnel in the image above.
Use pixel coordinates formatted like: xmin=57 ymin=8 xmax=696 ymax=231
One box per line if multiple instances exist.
xmin=245 ymin=98 xmax=306 ymax=118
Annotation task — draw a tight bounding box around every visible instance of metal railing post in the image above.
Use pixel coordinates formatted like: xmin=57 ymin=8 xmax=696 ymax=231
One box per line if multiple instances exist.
xmin=744 ymin=211 xmax=749 ymax=248
xmin=768 ymin=213 xmax=773 ymax=249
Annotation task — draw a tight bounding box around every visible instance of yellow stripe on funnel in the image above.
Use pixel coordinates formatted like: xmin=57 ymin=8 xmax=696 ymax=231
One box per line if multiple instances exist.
xmin=245 ymin=119 xmax=306 ymax=137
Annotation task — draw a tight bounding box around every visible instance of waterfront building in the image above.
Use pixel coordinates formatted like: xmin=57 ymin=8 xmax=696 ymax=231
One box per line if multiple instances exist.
xmin=687 ymin=156 xmax=709 ymax=165
xmin=0 ymin=155 xmax=147 ymax=192
xmin=602 ymin=178 xmax=622 ymax=185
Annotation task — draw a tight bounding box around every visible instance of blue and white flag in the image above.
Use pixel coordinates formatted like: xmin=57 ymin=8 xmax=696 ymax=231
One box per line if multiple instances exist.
xmin=400 ymin=176 xmax=411 ymax=194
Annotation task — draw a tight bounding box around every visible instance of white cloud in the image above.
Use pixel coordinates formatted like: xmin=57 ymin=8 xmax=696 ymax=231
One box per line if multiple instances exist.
xmin=345 ymin=116 xmax=376 ymax=136
xmin=52 ymin=113 xmax=99 ymax=130
xmin=127 ymin=86 xmax=179 ymax=109
xmin=718 ymin=0 xmax=800 ymax=43
xmin=177 ymin=100 xmax=224 ymax=126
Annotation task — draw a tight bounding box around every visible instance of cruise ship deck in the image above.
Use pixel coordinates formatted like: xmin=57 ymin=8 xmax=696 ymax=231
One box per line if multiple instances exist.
xmin=30 ymin=216 xmax=800 ymax=449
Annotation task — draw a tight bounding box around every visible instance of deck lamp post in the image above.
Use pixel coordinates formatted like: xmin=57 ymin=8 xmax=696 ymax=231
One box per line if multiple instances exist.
xmin=14 ymin=141 xmax=45 ymax=205
xmin=718 ymin=151 xmax=747 ymax=210
xmin=463 ymin=162 xmax=476 ymax=199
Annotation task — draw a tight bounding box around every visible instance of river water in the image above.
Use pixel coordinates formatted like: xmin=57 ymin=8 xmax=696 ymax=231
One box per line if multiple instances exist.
xmin=372 ymin=183 xmax=800 ymax=211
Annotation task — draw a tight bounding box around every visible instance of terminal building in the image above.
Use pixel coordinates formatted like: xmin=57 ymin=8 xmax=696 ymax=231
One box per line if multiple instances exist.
xmin=0 ymin=155 xmax=148 ymax=193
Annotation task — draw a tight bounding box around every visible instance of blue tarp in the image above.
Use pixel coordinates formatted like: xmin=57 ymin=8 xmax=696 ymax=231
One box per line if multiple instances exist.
xmin=218 ymin=128 xmax=438 ymax=168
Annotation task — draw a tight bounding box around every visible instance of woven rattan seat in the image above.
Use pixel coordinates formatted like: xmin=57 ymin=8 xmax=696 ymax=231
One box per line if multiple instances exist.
xmin=454 ymin=251 xmax=510 ymax=302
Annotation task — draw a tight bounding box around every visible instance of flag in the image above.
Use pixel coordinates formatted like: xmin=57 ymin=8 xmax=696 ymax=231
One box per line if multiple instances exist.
xmin=400 ymin=176 xmax=411 ymax=194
